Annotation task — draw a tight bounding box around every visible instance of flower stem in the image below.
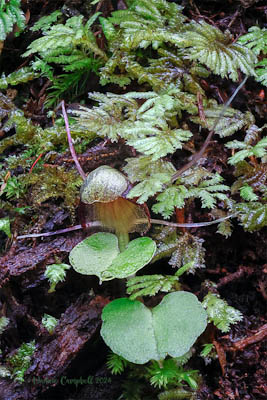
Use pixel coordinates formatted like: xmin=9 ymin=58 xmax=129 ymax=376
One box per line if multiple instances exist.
xmin=117 ymin=231 xmax=129 ymax=252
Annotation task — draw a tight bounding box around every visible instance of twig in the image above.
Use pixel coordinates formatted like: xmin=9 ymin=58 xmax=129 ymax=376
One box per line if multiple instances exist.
xmin=171 ymin=76 xmax=248 ymax=182
xmin=61 ymin=101 xmax=86 ymax=180
xmin=232 ymin=324 xmax=267 ymax=351
xmin=213 ymin=339 xmax=226 ymax=376
xmin=217 ymin=265 xmax=254 ymax=288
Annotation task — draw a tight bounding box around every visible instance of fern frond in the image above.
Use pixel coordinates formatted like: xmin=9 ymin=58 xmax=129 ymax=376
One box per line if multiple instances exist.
xmin=153 ymin=230 xmax=206 ymax=272
xmin=226 ymin=136 xmax=267 ymax=165
xmin=123 ymin=156 xmax=176 ymax=183
xmin=0 ymin=67 xmax=37 ymax=89
xmin=30 ymin=10 xmax=62 ymax=33
xmin=153 ymin=168 xmax=229 ymax=218
xmin=127 ymin=173 xmax=171 ymax=203
xmin=231 ymin=161 xmax=267 ymax=193
xmin=0 ymin=0 xmax=25 ymax=40
xmin=152 ymin=186 xmax=189 ymax=218
xmin=234 ymin=200 xmax=267 ymax=232
xmin=126 ymin=273 xmax=179 ymax=299
xmin=183 ymin=20 xmax=256 ymax=81
xmin=191 ymin=104 xmax=255 ymax=137
xmin=255 ymin=58 xmax=267 ymax=87
xmin=202 ymin=292 xmax=243 ymax=332
xmin=238 ymin=26 xmax=267 ymax=55
xmin=127 ymin=128 xmax=192 ymax=161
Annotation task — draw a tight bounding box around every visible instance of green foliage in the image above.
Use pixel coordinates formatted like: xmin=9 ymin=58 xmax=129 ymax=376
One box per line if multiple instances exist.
xmin=42 ymin=314 xmax=58 ymax=334
xmin=202 ymin=292 xmax=243 ymax=333
xmin=8 ymin=341 xmax=35 ymax=383
xmin=238 ymin=26 xmax=267 ymax=55
xmin=69 ymin=233 xmax=156 ymax=283
xmin=152 ymin=228 xmax=206 ymax=272
xmin=255 ymin=58 xmax=267 ymax=87
xmin=101 ymin=292 xmax=207 ymax=364
xmin=74 ymin=89 xmax=193 ymax=153
xmin=23 ymin=13 xmax=106 ymax=106
xmin=0 ymin=316 xmax=9 ymax=334
xmin=24 ymin=167 xmax=82 ymax=214
xmin=226 ymin=135 xmax=267 ymax=165
xmin=0 ymin=175 xmax=26 ymax=199
xmin=0 ymin=0 xmax=25 ymax=41
xmin=30 ymin=10 xmax=62 ymax=33
xmin=151 ymin=168 xmax=229 ymax=218
xmin=216 ymin=218 xmax=233 ymax=238
xmin=0 ymin=109 xmax=69 ymax=154
xmin=190 ymin=104 xmax=255 ymax=138
xmin=147 ymin=359 xmax=198 ymax=390
xmin=126 ymin=274 xmax=180 ymax=300
xmin=100 ymin=0 xmax=255 ymax=87
xmin=126 ymin=263 xmax=192 ymax=299
xmin=183 ymin=20 xmax=256 ymax=82
xmin=44 ymin=263 xmax=71 ymax=293
xmin=234 ymin=200 xmax=267 ymax=232
xmin=240 ymin=184 xmax=258 ymax=201
xmin=0 ymin=67 xmax=38 ymax=89
xmin=107 ymin=352 xmax=128 ymax=375
xmin=238 ymin=27 xmax=267 ymax=86
xmin=200 ymin=343 xmax=214 ymax=358
xmin=0 ymin=217 xmax=11 ymax=237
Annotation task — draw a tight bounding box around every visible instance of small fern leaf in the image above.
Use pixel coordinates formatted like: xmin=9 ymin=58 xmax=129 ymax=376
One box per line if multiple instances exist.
xmin=235 ymin=201 xmax=267 ymax=232
xmin=256 ymin=58 xmax=267 ymax=87
xmin=127 ymin=129 xmax=192 ymax=161
xmin=152 ymin=186 xmax=189 ymax=219
xmin=238 ymin=26 xmax=267 ymax=55
xmin=191 ymin=104 xmax=255 ymax=138
xmin=0 ymin=67 xmax=37 ymax=89
xmin=127 ymin=173 xmax=171 ymax=203
xmin=184 ymin=20 xmax=257 ymax=81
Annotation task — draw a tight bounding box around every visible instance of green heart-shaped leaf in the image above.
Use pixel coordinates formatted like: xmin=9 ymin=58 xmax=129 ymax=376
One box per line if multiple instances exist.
xmin=69 ymin=233 xmax=156 ymax=282
xmin=69 ymin=232 xmax=119 ymax=279
xmin=101 ymin=291 xmax=207 ymax=364
xmin=102 ymin=237 xmax=156 ymax=280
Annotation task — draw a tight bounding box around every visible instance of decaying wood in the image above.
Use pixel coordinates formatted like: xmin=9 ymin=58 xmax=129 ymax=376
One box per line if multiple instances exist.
xmin=0 ymin=232 xmax=84 ymax=287
xmin=0 ymin=294 xmax=108 ymax=400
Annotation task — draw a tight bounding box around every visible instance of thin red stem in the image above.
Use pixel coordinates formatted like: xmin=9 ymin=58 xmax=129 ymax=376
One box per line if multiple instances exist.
xmin=29 ymin=153 xmax=43 ymax=173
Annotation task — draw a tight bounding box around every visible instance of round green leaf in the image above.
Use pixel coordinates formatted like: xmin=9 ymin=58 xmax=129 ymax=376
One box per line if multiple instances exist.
xmin=152 ymin=291 xmax=207 ymax=359
xmin=101 ymin=291 xmax=207 ymax=364
xmin=102 ymin=237 xmax=156 ymax=280
xmin=101 ymin=297 xmax=159 ymax=364
xmin=69 ymin=232 xmax=119 ymax=279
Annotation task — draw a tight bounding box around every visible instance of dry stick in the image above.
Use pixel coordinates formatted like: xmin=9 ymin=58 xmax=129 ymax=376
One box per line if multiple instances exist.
xmin=232 ymin=324 xmax=267 ymax=351
xmin=61 ymin=100 xmax=86 ymax=181
xmin=171 ymin=76 xmax=248 ymax=182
